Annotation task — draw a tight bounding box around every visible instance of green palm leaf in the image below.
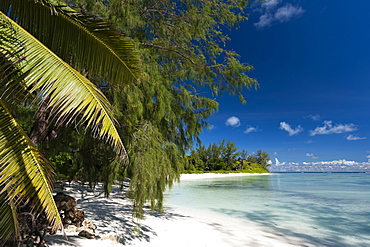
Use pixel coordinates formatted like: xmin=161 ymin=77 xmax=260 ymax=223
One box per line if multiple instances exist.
xmin=0 ymin=190 xmax=18 ymax=243
xmin=0 ymin=0 xmax=141 ymax=86
xmin=0 ymin=12 xmax=127 ymax=157
xmin=0 ymin=18 xmax=29 ymax=106
xmin=0 ymin=99 xmax=62 ymax=238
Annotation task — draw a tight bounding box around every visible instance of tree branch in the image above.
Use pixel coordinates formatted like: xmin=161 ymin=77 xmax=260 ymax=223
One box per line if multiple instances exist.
xmin=140 ymin=0 xmax=162 ymax=17
xmin=140 ymin=43 xmax=222 ymax=68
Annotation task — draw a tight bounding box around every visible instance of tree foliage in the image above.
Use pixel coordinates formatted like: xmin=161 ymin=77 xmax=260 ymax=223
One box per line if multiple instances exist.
xmin=56 ymin=0 xmax=259 ymax=215
xmin=247 ymin=149 xmax=271 ymax=170
xmin=186 ymin=140 xmax=270 ymax=172
xmin=7 ymin=0 xmax=260 ymax=218
xmin=0 ymin=0 xmax=140 ymax=243
xmin=69 ymin=0 xmax=258 ymax=145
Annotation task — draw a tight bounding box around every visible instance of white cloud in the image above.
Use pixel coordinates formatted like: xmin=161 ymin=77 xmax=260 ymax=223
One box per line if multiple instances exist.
xmin=262 ymin=0 xmax=281 ymax=10
xmin=275 ymin=158 xmax=280 ymax=165
xmin=255 ymin=14 xmax=275 ymax=29
xmin=310 ymin=121 xmax=357 ymax=136
xmin=207 ymin=125 xmax=215 ymax=131
xmin=254 ymin=1 xmax=305 ymax=29
xmin=244 ymin=125 xmax=259 ymax=134
xmin=274 ymin=152 xmax=279 ymax=155
xmin=307 ymin=114 xmax=321 ymax=121
xmin=367 ymin=155 xmax=370 ymax=159
xmin=346 ymin=135 xmax=367 ymax=141
xmin=306 ymin=153 xmax=319 ymax=159
xmin=225 ymin=116 xmax=241 ymax=127
xmin=305 ymin=140 xmax=314 ymax=144
xmin=251 ymin=0 xmax=281 ymax=12
xmin=279 ymin=122 xmax=303 ymax=136
xmin=274 ymin=4 xmax=305 ymax=23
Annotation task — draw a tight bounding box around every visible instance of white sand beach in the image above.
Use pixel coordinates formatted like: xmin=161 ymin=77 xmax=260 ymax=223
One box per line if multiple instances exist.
xmin=180 ymin=172 xmax=270 ymax=180
xmin=46 ymin=173 xmax=314 ymax=247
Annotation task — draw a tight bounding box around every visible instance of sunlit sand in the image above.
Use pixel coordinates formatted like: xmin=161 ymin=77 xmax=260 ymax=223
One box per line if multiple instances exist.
xmin=46 ymin=175 xmax=314 ymax=247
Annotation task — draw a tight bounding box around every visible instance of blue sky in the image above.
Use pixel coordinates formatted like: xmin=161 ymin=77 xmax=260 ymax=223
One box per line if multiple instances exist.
xmin=199 ymin=0 xmax=370 ymax=164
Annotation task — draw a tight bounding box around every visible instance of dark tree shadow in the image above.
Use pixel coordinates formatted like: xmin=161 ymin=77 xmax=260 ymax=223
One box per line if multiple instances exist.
xmin=45 ymin=183 xmax=188 ymax=246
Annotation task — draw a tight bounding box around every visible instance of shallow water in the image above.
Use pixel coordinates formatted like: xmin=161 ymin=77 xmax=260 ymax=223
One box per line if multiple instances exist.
xmin=164 ymin=173 xmax=370 ymax=247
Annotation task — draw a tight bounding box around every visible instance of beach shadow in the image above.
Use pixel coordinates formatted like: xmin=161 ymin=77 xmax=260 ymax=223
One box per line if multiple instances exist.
xmin=45 ymin=235 xmax=95 ymax=246
xmin=47 ymin=183 xmax=188 ymax=246
xmin=145 ymin=205 xmax=189 ymax=220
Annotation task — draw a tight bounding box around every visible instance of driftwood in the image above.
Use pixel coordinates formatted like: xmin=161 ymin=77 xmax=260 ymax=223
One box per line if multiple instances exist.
xmin=3 ymin=203 xmax=50 ymax=247
xmin=3 ymin=193 xmax=88 ymax=247
xmin=54 ymin=192 xmax=85 ymax=227
xmin=54 ymin=193 xmax=96 ymax=239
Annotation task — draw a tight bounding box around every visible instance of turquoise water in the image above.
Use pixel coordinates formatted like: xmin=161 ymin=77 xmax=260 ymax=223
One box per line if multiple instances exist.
xmin=164 ymin=173 xmax=370 ymax=246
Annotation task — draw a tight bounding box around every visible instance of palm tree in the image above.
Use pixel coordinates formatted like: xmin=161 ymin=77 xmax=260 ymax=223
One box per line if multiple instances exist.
xmin=0 ymin=0 xmax=141 ymax=244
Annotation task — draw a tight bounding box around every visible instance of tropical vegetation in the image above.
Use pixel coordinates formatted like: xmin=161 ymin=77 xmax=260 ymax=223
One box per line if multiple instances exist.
xmin=1 ymin=0 xmax=260 ymax=245
xmin=0 ymin=0 xmax=140 ymax=244
xmin=26 ymin=0 xmax=259 ymax=214
xmin=185 ymin=140 xmax=270 ymax=173
xmin=53 ymin=0 xmax=259 ymax=214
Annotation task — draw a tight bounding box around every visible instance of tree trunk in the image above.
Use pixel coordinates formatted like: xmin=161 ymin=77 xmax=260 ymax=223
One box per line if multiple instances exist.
xmin=29 ymin=98 xmax=57 ymax=147
xmin=29 ymin=99 xmax=50 ymax=146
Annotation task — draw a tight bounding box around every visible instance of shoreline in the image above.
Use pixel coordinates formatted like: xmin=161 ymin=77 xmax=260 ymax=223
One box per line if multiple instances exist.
xmin=46 ymin=173 xmax=313 ymax=247
xmin=180 ymin=172 xmax=270 ymax=180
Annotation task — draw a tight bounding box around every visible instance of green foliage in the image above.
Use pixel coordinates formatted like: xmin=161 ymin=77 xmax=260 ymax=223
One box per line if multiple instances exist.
xmin=248 ymin=149 xmax=271 ymax=170
xmin=211 ymin=167 xmax=270 ymax=174
xmin=44 ymin=121 xmax=184 ymax=217
xmin=187 ymin=139 xmax=241 ymax=171
xmin=0 ymin=0 xmax=142 ymax=242
xmin=54 ymin=0 xmax=260 ymax=216
xmin=69 ymin=0 xmax=258 ymax=149
xmin=9 ymin=103 xmax=38 ymax=133
xmin=186 ymin=140 xmax=270 ymax=173
xmin=0 ymin=99 xmax=62 ymax=239
xmin=44 ymin=125 xmax=117 ymax=190
xmin=2 ymin=0 xmax=142 ymax=85
xmin=123 ymin=122 xmax=183 ymax=217
xmin=0 ymin=1 xmax=141 ymax=159
xmin=49 ymin=152 xmax=74 ymax=180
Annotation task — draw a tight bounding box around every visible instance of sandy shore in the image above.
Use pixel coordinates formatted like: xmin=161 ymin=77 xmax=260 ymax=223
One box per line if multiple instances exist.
xmin=180 ymin=172 xmax=270 ymax=180
xmin=46 ymin=173 xmax=314 ymax=247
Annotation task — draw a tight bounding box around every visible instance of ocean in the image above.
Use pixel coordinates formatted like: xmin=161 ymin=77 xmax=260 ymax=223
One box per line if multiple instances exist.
xmin=164 ymin=173 xmax=370 ymax=247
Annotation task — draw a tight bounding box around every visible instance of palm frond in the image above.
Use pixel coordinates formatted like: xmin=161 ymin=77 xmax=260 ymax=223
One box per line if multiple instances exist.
xmin=0 ymin=12 xmax=127 ymax=157
xmin=0 ymin=17 xmax=28 ymax=106
xmin=0 ymin=99 xmax=62 ymax=234
xmin=0 ymin=190 xmax=18 ymax=243
xmin=0 ymin=0 xmax=142 ymax=86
